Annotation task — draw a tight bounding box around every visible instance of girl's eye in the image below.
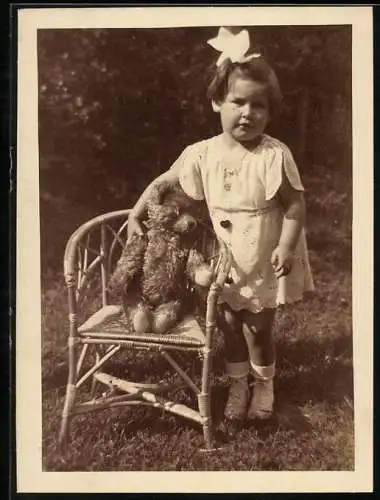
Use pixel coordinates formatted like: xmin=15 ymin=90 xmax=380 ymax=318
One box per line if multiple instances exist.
xmin=230 ymin=99 xmax=267 ymax=109
xmin=234 ymin=99 xmax=246 ymax=106
xmin=250 ymin=101 xmax=267 ymax=109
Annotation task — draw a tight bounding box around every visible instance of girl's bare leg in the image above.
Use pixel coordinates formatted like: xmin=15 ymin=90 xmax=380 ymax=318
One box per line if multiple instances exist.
xmin=217 ymin=303 xmax=249 ymax=432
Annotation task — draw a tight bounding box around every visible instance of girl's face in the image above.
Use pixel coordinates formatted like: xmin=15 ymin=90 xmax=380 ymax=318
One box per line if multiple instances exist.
xmin=213 ymin=75 xmax=270 ymax=145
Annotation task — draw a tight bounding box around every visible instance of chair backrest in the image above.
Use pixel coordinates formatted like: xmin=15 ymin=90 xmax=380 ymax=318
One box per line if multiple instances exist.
xmin=64 ymin=210 xmax=130 ymax=314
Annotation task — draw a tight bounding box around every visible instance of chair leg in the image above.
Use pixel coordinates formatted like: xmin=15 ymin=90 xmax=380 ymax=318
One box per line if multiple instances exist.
xmin=198 ymin=392 xmax=213 ymax=449
xmin=59 ymin=331 xmax=78 ymax=450
xmin=58 ymin=383 xmax=76 ymax=449
xmin=202 ymin=408 xmax=213 ymax=450
xmin=199 ymin=339 xmax=215 ymax=449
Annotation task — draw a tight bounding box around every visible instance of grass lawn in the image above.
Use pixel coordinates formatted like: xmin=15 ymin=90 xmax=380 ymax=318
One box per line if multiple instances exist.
xmin=41 ymin=165 xmax=354 ymax=471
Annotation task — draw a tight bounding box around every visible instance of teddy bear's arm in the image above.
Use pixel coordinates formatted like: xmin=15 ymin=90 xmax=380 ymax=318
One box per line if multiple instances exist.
xmin=108 ymin=235 xmax=148 ymax=297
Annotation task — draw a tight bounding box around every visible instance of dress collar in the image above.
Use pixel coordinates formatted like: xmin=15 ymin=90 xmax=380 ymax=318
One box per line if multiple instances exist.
xmin=216 ymin=133 xmax=266 ymax=162
xmin=217 ymin=133 xmax=265 ymax=154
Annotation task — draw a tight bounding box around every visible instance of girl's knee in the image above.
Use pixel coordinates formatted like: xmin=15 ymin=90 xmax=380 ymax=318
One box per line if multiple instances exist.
xmin=218 ymin=304 xmax=248 ymax=361
xmin=241 ymin=308 xmax=275 ymax=336
xmin=241 ymin=309 xmax=276 ymax=364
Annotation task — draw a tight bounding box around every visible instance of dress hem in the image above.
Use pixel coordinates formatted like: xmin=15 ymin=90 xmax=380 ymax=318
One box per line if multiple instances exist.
xmin=218 ymin=289 xmax=315 ymax=314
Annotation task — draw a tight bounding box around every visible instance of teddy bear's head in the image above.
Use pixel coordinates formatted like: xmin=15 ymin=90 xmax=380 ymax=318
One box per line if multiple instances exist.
xmin=146 ymin=181 xmax=208 ymax=235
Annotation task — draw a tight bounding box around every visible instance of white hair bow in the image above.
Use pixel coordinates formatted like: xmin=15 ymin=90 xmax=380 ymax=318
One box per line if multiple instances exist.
xmin=207 ymin=27 xmax=261 ymax=66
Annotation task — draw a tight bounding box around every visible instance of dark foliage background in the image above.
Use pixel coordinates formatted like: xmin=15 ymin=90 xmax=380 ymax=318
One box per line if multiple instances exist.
xmin=38 ymin=26 xmax=351 ymax=271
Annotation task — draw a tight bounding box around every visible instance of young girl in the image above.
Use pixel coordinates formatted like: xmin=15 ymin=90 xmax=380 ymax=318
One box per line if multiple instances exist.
xmin=127 ymin=27 xmax=314 ymax=432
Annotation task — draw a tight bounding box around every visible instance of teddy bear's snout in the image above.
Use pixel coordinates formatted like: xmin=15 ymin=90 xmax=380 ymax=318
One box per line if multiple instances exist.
xmin=174 ymin=214 xmax=198 ymax=234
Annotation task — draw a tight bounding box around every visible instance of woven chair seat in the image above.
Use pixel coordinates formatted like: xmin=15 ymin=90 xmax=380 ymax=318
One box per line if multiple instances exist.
xmin=78 ymin=305 xmax=205 ymax=347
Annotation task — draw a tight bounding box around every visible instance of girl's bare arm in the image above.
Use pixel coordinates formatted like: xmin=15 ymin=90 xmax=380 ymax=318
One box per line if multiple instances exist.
xmin=271 ymin=173 xmax=306 ymax=277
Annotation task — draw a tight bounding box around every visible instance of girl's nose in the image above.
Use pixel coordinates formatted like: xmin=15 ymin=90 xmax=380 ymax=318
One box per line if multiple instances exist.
xmin=241 ymin=103 xmax=252 ymax=117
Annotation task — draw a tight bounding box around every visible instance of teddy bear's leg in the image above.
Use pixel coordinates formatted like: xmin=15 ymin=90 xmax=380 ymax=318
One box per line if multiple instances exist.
xmin=108 ymin=235 xmax=147 ymax=299
xmin=152 ymin=300 xmax=183 ymax=335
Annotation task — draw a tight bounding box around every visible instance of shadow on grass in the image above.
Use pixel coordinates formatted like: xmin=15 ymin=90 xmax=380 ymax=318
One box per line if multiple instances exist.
xmin=209 ymin=386 xmax=314 ymax=437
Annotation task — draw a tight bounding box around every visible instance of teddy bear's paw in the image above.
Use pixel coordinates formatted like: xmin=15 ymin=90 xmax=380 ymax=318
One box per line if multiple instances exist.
xmin=132 ymin=305 xmax=152 ymax=334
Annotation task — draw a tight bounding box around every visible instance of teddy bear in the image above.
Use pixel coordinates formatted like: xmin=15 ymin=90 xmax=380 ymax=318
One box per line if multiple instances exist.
xmin=108 ymin=181 xmax=214 ymax=335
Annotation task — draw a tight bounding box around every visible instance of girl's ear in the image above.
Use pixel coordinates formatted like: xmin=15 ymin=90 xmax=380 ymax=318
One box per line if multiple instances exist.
xmin=211 ymin=100 xmax=221 ymax=113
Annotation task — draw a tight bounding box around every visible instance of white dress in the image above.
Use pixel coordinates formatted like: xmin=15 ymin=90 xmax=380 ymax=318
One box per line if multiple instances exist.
xmin=175 ymin=133 xmax=315 ymax=313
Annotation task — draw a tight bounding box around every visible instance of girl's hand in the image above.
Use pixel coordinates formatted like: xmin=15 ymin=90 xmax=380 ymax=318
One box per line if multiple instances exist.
xmin=271 ymin=244 xmax=294 ymax=279
xmin=127 ymin=215 xmax=145 ymax=242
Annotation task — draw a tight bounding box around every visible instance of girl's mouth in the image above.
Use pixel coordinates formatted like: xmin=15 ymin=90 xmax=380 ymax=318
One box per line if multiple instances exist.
xmin=238 ymin=123 xmax=254 ymax=131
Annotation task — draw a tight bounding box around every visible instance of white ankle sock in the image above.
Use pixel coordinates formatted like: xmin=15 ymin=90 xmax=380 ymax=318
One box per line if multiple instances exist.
xmin=250 ymin=362 xmax=275 ymax=381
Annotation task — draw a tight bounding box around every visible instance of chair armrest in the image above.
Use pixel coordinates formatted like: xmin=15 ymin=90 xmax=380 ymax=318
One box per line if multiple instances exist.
xmin=213 ymin=240 xmax=233 ymax=288
xmin=204 ymin=241 xmax=233 ymax=350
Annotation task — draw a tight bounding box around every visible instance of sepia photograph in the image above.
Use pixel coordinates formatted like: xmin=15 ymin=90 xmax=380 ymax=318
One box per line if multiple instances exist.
xmin=16 ymin=6 xmax=373 ymax=493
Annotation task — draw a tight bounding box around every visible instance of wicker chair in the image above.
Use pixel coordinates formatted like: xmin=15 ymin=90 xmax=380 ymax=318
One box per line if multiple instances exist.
xmin=58 ymin=209 xmax=232 ymax=450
